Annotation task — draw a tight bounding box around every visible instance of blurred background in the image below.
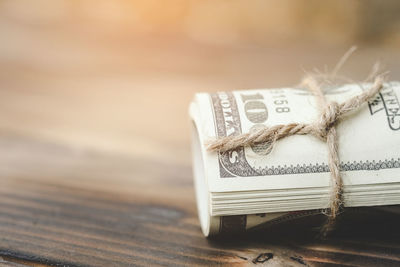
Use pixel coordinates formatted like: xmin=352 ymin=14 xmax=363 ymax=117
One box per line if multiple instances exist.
xmin=0 ymin=0 xmax=400 ymax=167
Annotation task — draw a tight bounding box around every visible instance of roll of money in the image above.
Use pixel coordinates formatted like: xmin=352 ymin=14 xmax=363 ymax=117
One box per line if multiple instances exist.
xmin=190 ymin=82 xmax=400 ymax=236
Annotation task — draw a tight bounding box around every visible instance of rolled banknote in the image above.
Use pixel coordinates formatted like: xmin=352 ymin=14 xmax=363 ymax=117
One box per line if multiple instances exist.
xmin=190 ymin=81 xmax=400 ymax=236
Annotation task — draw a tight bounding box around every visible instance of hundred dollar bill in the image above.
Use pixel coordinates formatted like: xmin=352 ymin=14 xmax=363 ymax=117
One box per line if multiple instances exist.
xmin=190 ymin=82 xmax=400 ymax=236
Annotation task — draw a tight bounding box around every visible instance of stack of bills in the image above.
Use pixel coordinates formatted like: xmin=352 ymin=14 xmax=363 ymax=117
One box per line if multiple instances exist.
xmin=189 ymin=82 xmax=400 ymax=236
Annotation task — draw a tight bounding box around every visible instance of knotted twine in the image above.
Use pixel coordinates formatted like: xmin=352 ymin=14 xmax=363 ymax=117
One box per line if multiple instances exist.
xmin=207 ymin=75 xmax=385 ymax=235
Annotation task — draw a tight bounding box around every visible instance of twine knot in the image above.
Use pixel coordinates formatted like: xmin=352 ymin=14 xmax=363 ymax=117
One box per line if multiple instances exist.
xmin=314 ymin=101 xmax=341 ymax=140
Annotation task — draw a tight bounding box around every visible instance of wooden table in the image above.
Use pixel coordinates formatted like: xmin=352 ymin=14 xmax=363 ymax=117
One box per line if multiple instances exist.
xmin=1 ymin=13 xmax=400 ymax=266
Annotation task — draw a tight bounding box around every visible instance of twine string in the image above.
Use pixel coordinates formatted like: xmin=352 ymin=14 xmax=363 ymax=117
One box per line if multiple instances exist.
xmin=206 ymin=75 xmax=385 ymax=234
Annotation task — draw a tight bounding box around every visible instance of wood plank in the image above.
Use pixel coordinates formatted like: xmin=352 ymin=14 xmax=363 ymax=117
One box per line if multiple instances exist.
xmin=1 ymin=134 xmax=400 ymax=266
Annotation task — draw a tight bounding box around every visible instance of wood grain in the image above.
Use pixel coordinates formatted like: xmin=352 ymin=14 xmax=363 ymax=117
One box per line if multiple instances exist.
xmin=0 ymin=5 xmax=400 ymax=266
xmin=1 ymin=133 xmax=400 ymax=266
